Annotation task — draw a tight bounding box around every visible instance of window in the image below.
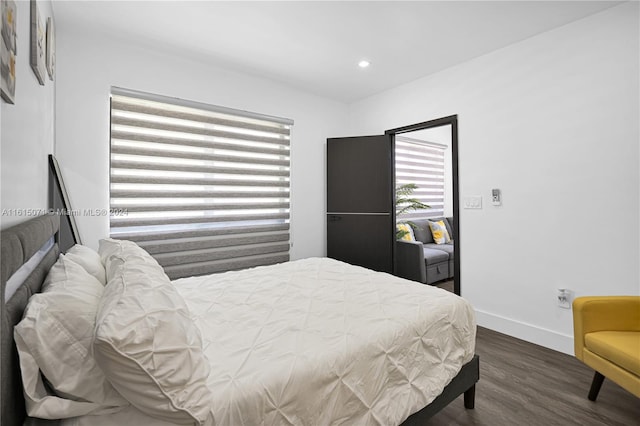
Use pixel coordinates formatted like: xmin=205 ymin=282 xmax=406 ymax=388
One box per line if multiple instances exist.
xmin=395 ymin=136 xmax=446 ymax=220
xmin=109 ymin=88 xmax=293 ymax=279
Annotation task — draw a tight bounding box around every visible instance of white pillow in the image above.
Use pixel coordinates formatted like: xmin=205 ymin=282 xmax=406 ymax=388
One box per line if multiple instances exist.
xmin=65 ymin=244 xmax=107 ymax=285
xmin=14 ymin=255 xmax=128 ymax=419
xmin=98 ymin=238 xmax=160 ymax=280
xmin=95 ymin=239 xmax=213 ymax=425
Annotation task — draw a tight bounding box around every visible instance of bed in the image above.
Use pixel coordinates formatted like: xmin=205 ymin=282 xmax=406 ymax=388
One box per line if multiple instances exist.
xmin=1 ymin=214 xmax=479 ymax=426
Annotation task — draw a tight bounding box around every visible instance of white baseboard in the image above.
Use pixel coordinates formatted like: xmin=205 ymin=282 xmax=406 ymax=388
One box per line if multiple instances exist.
xmin=475 ymin=309 xmax=574 ymax=355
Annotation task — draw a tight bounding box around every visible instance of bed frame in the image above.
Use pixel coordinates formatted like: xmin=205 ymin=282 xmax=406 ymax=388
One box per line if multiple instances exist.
xmin=1 ymin=213 xmax=63 ymax=426
xmin=1 ymin=214 xmax=479 ymax=426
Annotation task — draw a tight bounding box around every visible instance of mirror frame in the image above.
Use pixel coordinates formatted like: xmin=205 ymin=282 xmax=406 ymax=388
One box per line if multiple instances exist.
xmin=386 ymin=115 xmax=460 ymax=295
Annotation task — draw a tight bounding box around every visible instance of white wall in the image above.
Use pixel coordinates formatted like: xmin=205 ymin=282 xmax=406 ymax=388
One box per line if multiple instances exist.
xmin=348 ymin=2 xmax=639 ymax=354
xmin=55 ymin=27 xmax=349 ymax=258
xmin=1 ymin=0 xmax=55 ymax=229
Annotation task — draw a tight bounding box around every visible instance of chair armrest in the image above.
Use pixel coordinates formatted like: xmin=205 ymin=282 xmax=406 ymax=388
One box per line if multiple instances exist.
xmin=396 ymin=240 xmax=426 ymax=283
xmin=572 ymin=296 xmax=640 ymax=360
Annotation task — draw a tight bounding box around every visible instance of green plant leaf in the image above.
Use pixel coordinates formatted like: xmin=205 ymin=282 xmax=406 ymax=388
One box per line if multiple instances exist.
xmin=395 ymin=183 xmax=430 ymax=215
xmin=396 ymin=229 xmax=409 ymax=240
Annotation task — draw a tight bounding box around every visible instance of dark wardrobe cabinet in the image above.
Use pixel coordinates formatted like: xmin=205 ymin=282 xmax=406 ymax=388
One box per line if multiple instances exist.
xmin=326 ymin=135 xmax=394 ymax=273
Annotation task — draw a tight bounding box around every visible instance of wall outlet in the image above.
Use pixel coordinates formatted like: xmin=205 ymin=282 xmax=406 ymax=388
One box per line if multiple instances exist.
xmin=557 ymin=288 xmax=572 ymax=309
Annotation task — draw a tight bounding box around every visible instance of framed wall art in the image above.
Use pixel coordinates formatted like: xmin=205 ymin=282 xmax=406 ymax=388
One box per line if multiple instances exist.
xmin=1 ymin=0 xmax=17 ymax=103
xmin=30 ymin=0 xmax=45 ymax=85
xmin=45 ymin=16 xmax=54 ymax=80
xmin=49 ymin=154 xmax=82 ymax=246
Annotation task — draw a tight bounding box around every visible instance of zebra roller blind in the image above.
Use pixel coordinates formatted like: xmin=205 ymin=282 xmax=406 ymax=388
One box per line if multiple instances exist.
xmin=395 ymin=136 xmax=446 ymax=219
xmin=109 ymin=88 xmax=293 ymax=279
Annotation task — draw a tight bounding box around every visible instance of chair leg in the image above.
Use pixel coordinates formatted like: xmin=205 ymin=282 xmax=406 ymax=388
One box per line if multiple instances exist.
xmin=464 ymin=384 xmax=476 ymax=409
xmin=588 ymin=371 xmax=605 ymax=401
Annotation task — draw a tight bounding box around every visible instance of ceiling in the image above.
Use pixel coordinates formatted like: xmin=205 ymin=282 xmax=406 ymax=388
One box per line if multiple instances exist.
xmin=53 ymin=1 xmax=623 ymax=103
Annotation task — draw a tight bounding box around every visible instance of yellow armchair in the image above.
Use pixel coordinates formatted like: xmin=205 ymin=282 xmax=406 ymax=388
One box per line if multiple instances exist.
xmin=573 ymin=296 xmax=640 ymax=400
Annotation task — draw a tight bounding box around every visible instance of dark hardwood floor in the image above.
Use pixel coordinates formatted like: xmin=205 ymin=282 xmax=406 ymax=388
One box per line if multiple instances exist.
xmin=436 ymin=279 xmax=454 ymax=293
xmin=424 ymin=326 xmax=640 ymax=426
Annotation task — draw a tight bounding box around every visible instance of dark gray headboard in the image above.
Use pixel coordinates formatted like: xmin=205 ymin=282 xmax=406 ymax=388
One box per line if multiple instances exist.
xmin=1 ymin=214 xmax=60 ymax=426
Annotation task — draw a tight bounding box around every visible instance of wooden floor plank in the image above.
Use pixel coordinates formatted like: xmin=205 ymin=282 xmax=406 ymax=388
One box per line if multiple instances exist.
xmin=424 ymin=327 xmax=640 ymax=426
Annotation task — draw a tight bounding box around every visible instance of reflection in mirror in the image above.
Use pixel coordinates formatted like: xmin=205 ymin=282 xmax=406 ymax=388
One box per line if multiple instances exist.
xmin=395 ymin=126 xmax=453 ymax=218
xmin=392 ymin=123 xmax=457 ymax=294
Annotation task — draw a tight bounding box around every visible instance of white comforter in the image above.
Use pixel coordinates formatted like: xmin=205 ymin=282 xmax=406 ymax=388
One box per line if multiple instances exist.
xmin=66 ymin=257 xmax=475 ymax=426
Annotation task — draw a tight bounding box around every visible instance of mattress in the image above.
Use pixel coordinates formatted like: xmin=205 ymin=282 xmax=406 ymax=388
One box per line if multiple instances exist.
xmin=64 ymin=257 xmax=476 ymax=425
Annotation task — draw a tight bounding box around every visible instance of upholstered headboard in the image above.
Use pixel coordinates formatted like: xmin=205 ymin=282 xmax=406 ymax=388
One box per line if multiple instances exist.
xmin=1 ymin=214 xmax=61 ymax=426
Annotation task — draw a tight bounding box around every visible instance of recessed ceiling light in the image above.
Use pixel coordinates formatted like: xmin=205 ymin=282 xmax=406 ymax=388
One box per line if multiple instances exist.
xmin=358 ymin=60 xmax=370 ymax=68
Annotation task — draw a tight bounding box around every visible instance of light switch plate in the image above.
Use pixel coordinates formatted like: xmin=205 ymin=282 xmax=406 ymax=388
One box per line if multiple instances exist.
xmin=492 ymin=188 xmax=502 ymax=206
xmin=463 ymin=196 xmax=482 ymax=209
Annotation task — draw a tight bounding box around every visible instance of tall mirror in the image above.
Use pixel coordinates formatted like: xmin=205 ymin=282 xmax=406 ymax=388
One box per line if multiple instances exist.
xmin=387 ymin=116 xmax=460 ymax=295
